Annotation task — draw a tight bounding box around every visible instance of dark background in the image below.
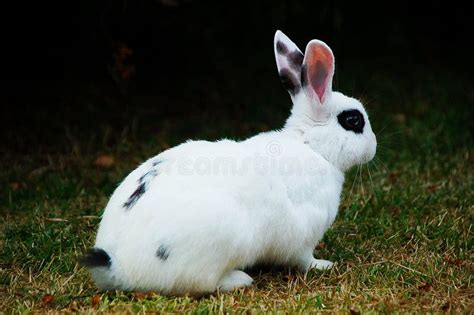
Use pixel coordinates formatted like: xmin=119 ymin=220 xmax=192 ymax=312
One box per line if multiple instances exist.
xmin=1 ymin=0 xmax=473 ymax=157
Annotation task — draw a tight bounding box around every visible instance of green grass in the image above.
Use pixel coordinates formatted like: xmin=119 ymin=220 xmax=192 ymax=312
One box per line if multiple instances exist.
xmin=1 ymin=67 xmax=473 ymax=313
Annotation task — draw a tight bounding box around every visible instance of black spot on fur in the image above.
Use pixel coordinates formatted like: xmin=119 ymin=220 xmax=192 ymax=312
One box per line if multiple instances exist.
xmin=276 ymin=41 xmax=288 ymax=54
xmin=301 ymin=64 xmax=308 ymax=88
xmin=156 ymin=244 xmax=170 ymax=261
xmin=123 ymin=182 xmax=146 ymax=209
xmin=139 ymin=169 xmax=158 ymax=183
xmin=288 ymin=51 xmax=303 ymax=71
xmin=80 ymin=248 xmax=111 ymax=268
xmin=152 ymin=160 xmax=162 ymax=167
xmin=279 ymin=68 xmax=300 ymax=95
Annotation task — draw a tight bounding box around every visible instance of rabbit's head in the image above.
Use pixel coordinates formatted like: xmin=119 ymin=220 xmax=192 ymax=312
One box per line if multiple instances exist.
xmin=274 ymin=30 xmax=376 ymax=171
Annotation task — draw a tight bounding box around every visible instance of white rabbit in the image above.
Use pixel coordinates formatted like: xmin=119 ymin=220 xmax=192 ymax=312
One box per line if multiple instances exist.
xmin=81 ymin=30 xmax=377 ymax=295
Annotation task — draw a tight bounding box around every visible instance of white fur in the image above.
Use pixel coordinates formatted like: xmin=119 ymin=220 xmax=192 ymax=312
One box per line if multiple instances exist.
xmin=87 ymin=30 xmax=377 ymax=295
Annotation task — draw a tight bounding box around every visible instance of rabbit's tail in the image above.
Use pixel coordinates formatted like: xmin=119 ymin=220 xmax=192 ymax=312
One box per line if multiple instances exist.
xmin=80 ymin=248 xmax=119 ymax=290
xmin=80 ymin=248 xmax=111 ymax=268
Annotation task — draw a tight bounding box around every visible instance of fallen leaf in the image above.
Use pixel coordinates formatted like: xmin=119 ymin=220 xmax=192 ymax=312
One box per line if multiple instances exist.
xmin=427 ymin=184 xmax=439 ymax=192
xmin=443 ymin=255 xmax=465 ymax=267
xmin=10 ymin=182 xmax=21 ymax=191
xmin=42 ymin=294 xmax=54 ymax=305
xmin=389 ymin=171 xmax=400 ymax=181
xmin=417 ymin=282 xmax=432 ymax=291
xmin=91 ymin=294 xmax=101 ymax=307
xmin=390 ymin=206 xmax=401 ymax=215
xmin=94 ymin=154 xmax=115 ymax=169
xmin=317 ymin=242 xmax=326 ymax=249
xmin=346 ymin=262 xmax=355 ymax=268
xmin=133 ymin=291 xmax=146 ymax=299
xmin=350 ymin=309 xmax=361 ymax=315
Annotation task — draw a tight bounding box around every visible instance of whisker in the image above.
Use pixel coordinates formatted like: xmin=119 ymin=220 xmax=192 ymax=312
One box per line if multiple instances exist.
xmin=348 ymin=164 xmax=360 ymax=202
xmin=366 ymin=164 xmax=376 ymax=200
xmin=374 ymin=156 xmax=389 ymax=172
xmin=358 ymin=164 xmax=366 ymax=200
xmin=369 ymin=159 xmax=381 ymax=173
xmin=376 ymin=124 xmax=389 ymax=136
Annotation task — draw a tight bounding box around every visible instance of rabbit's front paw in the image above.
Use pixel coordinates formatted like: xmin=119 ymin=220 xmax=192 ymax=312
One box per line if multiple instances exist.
xmin=217 ymin=270 xmax=253 ymax=292
xmin=309 ymin=259 xmax=333 ymax=270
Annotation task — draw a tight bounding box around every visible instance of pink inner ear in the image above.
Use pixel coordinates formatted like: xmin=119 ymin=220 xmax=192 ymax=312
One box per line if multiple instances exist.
xmin=304 ymin=43 xmax=334 ymax=103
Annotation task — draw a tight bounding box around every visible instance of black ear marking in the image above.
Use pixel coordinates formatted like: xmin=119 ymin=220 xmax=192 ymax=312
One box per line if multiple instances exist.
xmin=301 ymin=65 xmax=308 ymax=88
xmin=279 ymin=68 xmax=301 ymax=95
xmin=276 ymin=41 xmax=288 ymax=54
xmin=288 ymin=51 xmax=303 ymax=71
xmin=156 ymin=244 xmax=170 ymax=261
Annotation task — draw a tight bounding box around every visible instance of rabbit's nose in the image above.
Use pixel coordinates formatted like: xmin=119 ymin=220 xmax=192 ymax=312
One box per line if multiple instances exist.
xmin=368 ymin=135 xmax=377 ymax=161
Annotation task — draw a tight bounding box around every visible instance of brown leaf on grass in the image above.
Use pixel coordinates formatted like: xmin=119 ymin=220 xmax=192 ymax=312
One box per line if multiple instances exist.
xmin=390 ymin=206 xmax=401 ymax=215
xmin=418 ymin=282 xmax=432 ymax=291
xmin=389 ymin=171 xmax=400 ymax=182
xmin=443 ymin=255 xmax=465 ymax=267
xmin=132 ymin=291 xmax=147 ymax=299
xmin=91 ymin=294 xmax=101 ymax=307
xmin=131 ymin=291 xmax=158 ymax=300
xmin=350 ymin=309 xmax=361 ymax=315
xmin=427 ymin=184 xmax=440 ymax=192
xmin=42 ymin=294 xmax=54 ymax=305
xmin=94 ymin=154 xmax=115 ymax=169
xmin=345 ymin=261 xmax=355 ymax=268
xmin=317 ymin=242 xmax=326 ymax=249
xmin=10 ymin=182 xmax=21 ymax=191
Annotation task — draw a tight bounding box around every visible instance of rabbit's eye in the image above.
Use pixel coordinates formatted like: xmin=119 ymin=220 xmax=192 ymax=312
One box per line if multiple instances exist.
xmin=337 ymin=110 xmax=365 ymax=134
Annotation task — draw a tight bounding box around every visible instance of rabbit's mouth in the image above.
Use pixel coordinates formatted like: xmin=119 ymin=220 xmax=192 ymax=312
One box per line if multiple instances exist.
xmin=363 ymin=134 xmax=377 ymax=164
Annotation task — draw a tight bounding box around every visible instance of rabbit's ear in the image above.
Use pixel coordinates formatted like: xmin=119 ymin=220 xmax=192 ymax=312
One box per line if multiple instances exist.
xmin=274 ymin=30 xmax=304 ymax=96
xmin=302 ymin=40 xmax=335 ymax=104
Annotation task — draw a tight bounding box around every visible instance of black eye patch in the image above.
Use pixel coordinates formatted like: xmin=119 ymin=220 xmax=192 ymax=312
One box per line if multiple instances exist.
xmin=337 ymin=109 xmax=365 ymax=134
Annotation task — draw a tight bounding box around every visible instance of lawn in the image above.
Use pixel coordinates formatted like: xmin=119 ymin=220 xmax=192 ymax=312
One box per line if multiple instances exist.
xmin=1 ymin=64 xmax=473 ymax=313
